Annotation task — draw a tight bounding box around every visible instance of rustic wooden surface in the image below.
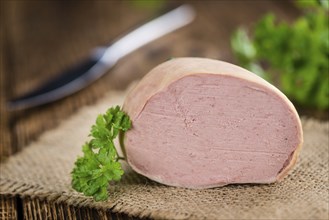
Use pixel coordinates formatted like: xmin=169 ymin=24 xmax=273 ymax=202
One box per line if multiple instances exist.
xmin=1 ymin=1 xmax=300 ymax=219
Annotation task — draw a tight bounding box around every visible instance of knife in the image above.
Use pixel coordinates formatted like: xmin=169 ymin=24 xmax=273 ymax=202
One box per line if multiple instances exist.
xmin=7 ymin=5 xmax=195 ymax=110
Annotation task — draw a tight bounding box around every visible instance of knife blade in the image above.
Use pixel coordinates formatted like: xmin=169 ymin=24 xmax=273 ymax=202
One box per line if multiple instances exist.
xmin=7 ymin=5 xmax=195 ymax=110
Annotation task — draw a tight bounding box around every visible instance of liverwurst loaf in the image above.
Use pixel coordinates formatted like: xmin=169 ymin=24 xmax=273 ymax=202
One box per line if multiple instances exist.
xmin=122 ymin=57 xmax=303 ymax=188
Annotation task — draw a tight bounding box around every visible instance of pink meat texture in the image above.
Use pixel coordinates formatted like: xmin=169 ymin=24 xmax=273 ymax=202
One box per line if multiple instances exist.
xmin=122 ymin=57 xmax=303 ymax=188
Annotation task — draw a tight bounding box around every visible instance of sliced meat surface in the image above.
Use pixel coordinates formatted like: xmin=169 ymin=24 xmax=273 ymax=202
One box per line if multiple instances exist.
xmin=122 ymin=58 xmax=303 ymax=188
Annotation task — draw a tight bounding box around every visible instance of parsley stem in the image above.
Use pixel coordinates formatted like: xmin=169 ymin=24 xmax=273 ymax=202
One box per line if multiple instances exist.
xmin=117 ymin=156 xmax=125 ymax=161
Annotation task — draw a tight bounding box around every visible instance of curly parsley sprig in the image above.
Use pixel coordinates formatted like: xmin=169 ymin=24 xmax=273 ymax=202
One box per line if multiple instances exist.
xmin=231 ymin=0 xmax=329 ymax=110
xmin=71 ymin=106 xmax=131 ymax=201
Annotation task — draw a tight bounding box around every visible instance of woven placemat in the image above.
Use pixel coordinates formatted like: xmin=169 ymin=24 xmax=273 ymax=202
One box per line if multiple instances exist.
xmin=0 ymin=88 xmax=328 ymax=220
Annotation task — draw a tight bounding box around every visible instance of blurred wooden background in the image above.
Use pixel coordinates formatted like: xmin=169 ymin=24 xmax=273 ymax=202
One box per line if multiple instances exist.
xmin=0 ymin=1 xmax=300 ymax=219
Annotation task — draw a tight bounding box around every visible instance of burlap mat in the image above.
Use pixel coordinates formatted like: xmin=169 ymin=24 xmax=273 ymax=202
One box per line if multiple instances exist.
xmin=1 ymin=89 xmax=328 ymax=220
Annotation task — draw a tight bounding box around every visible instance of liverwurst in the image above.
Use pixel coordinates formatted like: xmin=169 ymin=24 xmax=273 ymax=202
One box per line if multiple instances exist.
xmin=122 ymin=57 xmax=303 ymax=188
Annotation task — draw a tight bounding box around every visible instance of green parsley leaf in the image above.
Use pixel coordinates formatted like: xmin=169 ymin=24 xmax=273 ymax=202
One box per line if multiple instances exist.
xmin=71 ymin=105 xmax=131 ymax=201
xmin=231 ymin=1 xmax=329 ymax=110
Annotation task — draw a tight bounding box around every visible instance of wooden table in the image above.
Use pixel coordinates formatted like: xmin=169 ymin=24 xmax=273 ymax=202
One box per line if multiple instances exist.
xmin=0 ymin=1 xmax=299 ymax=219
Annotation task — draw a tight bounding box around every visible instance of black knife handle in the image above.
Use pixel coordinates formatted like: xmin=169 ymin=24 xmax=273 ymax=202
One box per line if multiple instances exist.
xmin=7 ymin=57 xmax=103 ymax=110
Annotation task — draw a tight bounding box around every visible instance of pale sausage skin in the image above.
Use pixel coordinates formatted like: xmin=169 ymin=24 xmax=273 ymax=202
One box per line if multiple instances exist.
xmin=122 ymin=58 xmax=303 ymax=188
